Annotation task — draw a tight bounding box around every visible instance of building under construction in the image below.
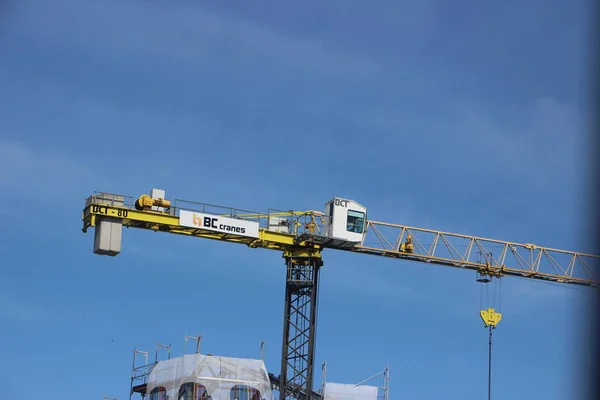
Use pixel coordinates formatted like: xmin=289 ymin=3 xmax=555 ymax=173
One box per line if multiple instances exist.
xmin=125 ymin=335 xmax=389 ymax=400
xmin=83 ymin=189 xmax=599 ymax=400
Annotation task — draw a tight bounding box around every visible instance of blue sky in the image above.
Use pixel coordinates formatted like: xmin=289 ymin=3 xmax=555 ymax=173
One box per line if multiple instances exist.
xmin=0 ymin=0 xmax=597 ymax=399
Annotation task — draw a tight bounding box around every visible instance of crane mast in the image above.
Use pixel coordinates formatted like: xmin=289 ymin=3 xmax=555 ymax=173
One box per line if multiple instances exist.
xmin=81 ymin=190 xmax=600 ymax=400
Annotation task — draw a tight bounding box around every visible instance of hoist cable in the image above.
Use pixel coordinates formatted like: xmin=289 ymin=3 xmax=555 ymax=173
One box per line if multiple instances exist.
xmin=492 ymin=278 xmax=497 ymax=309
xmin=488 ymin=326 xmax=493 ymax=400
xmin=480 ymin=282 xmax=483 ymax=310
xmin=498 ymin=278 xmax=502 ymax=313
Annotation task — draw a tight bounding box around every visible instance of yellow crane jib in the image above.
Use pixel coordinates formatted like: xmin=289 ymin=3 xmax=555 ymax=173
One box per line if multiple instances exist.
xmin=81 ymin=188 xmax=600 ymax=288
xmin=480 ymin=308 xmax=502 ymax=328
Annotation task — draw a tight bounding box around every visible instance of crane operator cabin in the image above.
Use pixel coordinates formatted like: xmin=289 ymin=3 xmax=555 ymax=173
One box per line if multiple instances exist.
xmin=323 ymin=197 xmax=367 ymax=244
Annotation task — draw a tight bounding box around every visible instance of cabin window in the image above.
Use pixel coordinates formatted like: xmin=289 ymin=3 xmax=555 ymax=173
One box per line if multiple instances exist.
xmin=346 ymin=210 xmax=365 ymax=233
xmin=230 ymin=384 xmax=261 ymax=400
xmin=150 ymin=387 xmax=167 ymax=400
xmin=179 ymin=382 xmax=212 ymax=400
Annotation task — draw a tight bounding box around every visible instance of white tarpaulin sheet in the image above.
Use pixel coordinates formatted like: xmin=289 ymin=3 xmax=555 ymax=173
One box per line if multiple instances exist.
xmin=323 ymin=382 xmax=379 ymax=400
xmin=146 ymin=353 xmax=273 ymax=400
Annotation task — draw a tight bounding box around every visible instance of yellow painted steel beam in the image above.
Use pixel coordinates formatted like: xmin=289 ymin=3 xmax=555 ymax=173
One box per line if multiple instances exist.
xmin=350 ymin=220 xmax=600 ymax=288
xmin=347 ymin=245 xmax=597 ymax=287
xmin=82 ymin=203 xmax=320 ymax=252
xmin=283 ymin=249 xmax=323 ymax=259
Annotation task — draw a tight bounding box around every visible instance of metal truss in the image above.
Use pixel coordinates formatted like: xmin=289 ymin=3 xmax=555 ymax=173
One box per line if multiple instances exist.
xmin=279 ymin=256 xmax=322 ymax=400
xmin=356 ymin=220 xmax=599 ymax=287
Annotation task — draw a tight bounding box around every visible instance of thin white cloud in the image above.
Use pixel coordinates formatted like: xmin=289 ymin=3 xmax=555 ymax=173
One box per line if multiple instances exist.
xmin=9 ymin=0 xmax=379 ymax=77
xmin=0 ymin=208 xmax=15 ymax=217
xmin=352 ymin=95 xmax=590 ymax=246
xmin=0 ymin=298 xmax=69 ymax=324
xmin=325 ymin=263 xmax=426 ymax=303
xmin=451 ymin=96 xmax=587 ymax=185
xmin=354 ymin=96 xmax=587 ymax=189
xmin=505 ymin=277 xmax=573 ymax=300
xmin=0 ymin=139 xmax=88 ymax=198
xmin=494 ymin=277 xmax=594 ymax=320
xmin=0 ymin=141 xmax=35 ymax=174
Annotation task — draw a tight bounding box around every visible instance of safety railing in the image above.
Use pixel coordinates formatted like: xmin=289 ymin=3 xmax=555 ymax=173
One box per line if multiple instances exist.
xmin=86 ymin=192 xmax=332 ymax=238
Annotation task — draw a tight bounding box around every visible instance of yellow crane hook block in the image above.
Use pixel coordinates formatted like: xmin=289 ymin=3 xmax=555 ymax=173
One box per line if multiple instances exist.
xmin=480 ymin=308 xmax=502 ymax=328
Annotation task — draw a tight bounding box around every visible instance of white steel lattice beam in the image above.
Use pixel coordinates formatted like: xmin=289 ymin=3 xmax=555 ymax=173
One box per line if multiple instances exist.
xmin=353 ymin=220 xmax=599 ymax=287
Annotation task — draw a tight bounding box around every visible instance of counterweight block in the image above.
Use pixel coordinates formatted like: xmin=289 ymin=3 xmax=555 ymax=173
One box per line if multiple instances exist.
xmin=90 ymin=193 xmax=124 ymax=256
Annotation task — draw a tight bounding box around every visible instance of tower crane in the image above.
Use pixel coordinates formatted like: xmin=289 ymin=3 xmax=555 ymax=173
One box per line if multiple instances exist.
xmin=81 ymin=189 xmax=600 ymax=400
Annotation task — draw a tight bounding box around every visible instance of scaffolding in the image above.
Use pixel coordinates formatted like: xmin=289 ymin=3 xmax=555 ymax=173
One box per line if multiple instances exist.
xmin=128 ymin=334 xmax=388 ymax=400
xmin=146 ymin=353 xmax=273 ymax=399
xmin=320 ymin=363 xmax=389 ymax=400
xmin=129 ymin=338 xmax=185 ymax=400
xmin=129 ymin=334 xmax=273 ymax=400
